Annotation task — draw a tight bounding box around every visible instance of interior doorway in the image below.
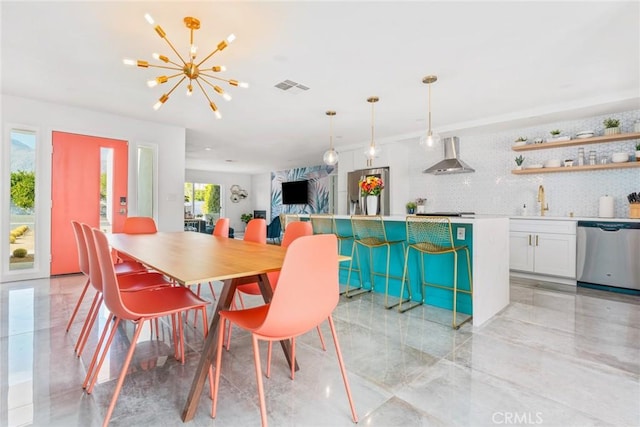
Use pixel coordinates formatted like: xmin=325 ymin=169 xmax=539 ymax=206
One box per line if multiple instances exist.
xmin=50 ymin=132 xmax=128 ymax=275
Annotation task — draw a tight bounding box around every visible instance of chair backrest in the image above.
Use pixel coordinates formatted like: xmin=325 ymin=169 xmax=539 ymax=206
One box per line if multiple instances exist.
xmin=71 ymin=220 xmax=90 ymax=276
xmin=91 ymin=228 xmax=140 ymax=321
xmin=281 ymin=221 xmax=313 ymax=248
xmin=350 ymin=215 xmax=388 ymax=241
xmin=212 ymin=218 xmax=230 ymax=237
xmin=309 ymin=214 xmax=335 ymax=235
xmin=81 ymin=223 xmax=103 ymax=293
xmin=256 ymin=234 xmax=339 ymax=338
xmin=406 ymin=215 xmax=454 ymax=248
xmin=266 ymin=216 xmax=282 ymax=239
xmin=123 ymin=216 xmax=157 ymax=234
xmin=244 ymin=218 xmax=267 ymax=244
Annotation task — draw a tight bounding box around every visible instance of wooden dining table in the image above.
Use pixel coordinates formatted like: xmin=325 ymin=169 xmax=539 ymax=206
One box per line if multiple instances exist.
xmin=107 ymin=231 xmax=291 ymax=422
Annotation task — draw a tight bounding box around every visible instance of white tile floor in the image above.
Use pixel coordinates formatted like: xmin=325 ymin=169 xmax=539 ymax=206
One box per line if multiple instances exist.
xmin=0 ymin=275 xmax=638 ymax=426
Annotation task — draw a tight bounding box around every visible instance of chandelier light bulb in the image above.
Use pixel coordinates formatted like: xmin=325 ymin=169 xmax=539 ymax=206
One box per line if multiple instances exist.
xmin=190 ymin=45 xmax=197 ymax=58
xmin=226 ymin=34 xmax=236 ymax=43
xmin=123 ymin=58 xmax=136 ymax=66
xmin=147 ymin=79 xmax=158 ymax=88
xmin=153 ymin=101 xmax=163 ymax=110
xmin=144 ymin=13 xmax=155 ymax=25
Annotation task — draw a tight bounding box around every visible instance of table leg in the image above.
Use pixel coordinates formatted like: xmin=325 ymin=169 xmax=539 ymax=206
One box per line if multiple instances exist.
xmin=182 ymin=278 xmax=236 ymax=421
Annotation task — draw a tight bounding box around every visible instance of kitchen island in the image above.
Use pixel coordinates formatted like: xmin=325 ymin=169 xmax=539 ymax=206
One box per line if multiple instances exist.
xmin=332 ymin=215 xmax=510 ymax=327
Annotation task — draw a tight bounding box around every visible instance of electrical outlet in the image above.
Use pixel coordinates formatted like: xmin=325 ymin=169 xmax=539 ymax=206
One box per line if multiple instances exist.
xmin=456 ymin=227 xmax=465 ymax=240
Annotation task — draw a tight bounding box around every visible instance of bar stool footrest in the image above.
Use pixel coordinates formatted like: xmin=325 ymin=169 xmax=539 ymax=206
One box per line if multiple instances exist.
xmin=344 ymin=287 xmax=372 ymax=298
xmin=397 ymin=301 xmax=423 ymax=313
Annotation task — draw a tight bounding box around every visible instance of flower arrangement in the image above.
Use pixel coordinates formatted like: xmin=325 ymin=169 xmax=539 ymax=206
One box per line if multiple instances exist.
xmin=359 ymin=176 xmax=384 ymax=196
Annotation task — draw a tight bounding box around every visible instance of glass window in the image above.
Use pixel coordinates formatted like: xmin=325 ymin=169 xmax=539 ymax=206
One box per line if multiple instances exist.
xmin=9 ymin=130 xmax=36 ymax=271
xmin=184 ymin=182 xmax=221 ymax=232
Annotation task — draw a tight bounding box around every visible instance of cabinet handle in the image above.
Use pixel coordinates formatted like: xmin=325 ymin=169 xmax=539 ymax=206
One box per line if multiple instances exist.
xmin=528 ymin=235 xmax=532 ymax=246
xmin=535 ymin=235 xmax=539 ymax=246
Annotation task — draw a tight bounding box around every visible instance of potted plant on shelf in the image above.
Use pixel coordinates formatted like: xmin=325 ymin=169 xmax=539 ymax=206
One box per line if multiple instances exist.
xmin=514 ymin=155 xmax=525 ymax=170
xmin=603 ymin=118 xmax=621 ymax=135
xmin=406 ymin=201 xmax=417 ymax=214
xmin=240 ymin=213 xmax=253 ymax=224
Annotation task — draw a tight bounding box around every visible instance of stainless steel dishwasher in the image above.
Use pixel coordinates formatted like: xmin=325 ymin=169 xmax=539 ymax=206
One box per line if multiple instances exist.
xmin=577 ymin=221 xmax=640 ymax=291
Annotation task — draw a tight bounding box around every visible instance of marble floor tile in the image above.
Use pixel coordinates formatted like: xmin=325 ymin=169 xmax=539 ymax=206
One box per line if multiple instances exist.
xmin=1 ymin=274 xmax=639 ymax=426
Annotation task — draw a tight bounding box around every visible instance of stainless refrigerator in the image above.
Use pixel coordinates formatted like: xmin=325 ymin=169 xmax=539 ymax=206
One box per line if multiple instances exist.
xmin=347 ymin=167 xmax=390 ymax=215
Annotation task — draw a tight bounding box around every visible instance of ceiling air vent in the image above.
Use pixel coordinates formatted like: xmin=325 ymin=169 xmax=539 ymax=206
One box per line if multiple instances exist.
xmin=274 ymin=79 xmax=310 ymax=94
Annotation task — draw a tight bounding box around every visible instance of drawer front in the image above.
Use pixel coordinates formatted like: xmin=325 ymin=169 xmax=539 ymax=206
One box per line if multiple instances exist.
xmin=510 ymin=219 xmax=576 ymax=235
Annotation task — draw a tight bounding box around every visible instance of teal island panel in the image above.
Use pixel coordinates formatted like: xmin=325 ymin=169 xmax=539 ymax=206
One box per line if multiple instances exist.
xmin=335 ymin=217 xmax=473 ymax=315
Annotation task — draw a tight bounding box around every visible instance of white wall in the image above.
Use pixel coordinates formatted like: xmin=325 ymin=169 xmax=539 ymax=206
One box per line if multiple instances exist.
xmin=1 ymin=94 xmax=186 ymax=281
xmin=252 ymin=172 xmax=271 ymax=219
xmin=337 ymin=109 xmax=640 ymax=218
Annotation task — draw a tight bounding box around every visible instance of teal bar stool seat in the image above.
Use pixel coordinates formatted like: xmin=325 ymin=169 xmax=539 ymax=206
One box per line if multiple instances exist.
xmin=347 ymin=215 xmax=409 ymax=309
xmin=398 ymin=215 xmax=473 ymax=329
xmin=309 ymin=214 xmax=360 ymax=294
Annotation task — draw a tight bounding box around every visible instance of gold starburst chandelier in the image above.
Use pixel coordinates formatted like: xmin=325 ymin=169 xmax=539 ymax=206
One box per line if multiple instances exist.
xmin=123 ymin=13 xmax=248 ymax=118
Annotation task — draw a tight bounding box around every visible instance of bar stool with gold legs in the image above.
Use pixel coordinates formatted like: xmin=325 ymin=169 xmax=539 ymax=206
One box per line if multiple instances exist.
xmin=347 ymin=215 xmax=410 ymax=309
xmin=309 ymin=214 xmax=360 ymax=295
xmin=398 ymin=215 xmax=473 ymax=329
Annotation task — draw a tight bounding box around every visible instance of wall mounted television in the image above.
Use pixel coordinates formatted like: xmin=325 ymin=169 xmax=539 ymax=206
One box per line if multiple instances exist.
xmin=281 ymin=180 xmax=309 ymax=204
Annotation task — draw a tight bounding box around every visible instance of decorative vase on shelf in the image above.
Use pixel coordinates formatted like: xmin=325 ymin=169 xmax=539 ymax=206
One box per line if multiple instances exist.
xmin=604 ymin=127 xmax=620 ymax=136
xmin=366 ymin=195 xmax=378 ymax=216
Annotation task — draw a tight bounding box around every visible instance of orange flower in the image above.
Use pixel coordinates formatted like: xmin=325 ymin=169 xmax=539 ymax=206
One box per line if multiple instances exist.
xmin=359 ymin=176 xmax=384 ymax=196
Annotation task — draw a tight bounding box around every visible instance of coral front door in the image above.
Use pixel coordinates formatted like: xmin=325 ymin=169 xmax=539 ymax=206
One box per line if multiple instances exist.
xmin=51 ymin=132 xmax=128 ymax=275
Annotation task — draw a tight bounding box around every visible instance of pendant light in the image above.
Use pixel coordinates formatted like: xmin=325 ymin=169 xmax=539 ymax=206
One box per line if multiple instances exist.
xmin=323 ymin=110 xmax=339 ymax=165
xmin=365 ymin=96 xmax=379 ymax=167
xmin=419 ymin=75 xmax=441 ymax=148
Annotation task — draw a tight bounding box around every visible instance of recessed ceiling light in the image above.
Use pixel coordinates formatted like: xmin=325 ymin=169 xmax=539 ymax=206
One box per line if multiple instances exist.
xmin=225 ymin=159 xmax=235 ymax=162
xmin=204 ymin=147 xmax=212 ymax=151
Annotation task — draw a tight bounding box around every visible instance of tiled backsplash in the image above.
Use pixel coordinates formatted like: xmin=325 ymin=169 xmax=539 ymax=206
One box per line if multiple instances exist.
xmin=407 ymin=109 xmax=640 ymax=218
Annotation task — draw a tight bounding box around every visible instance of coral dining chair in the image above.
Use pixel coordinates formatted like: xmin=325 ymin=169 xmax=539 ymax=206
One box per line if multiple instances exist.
xmin=117 ymin=216 xmax=158 ymax=263
xmin=87 ymin=228 xmax=212 ymax=426
xmin=212 ymin=217 xmax=230 ymax=237
xmin=211 ymin=234 xmax=358 ymax=427
xmin=229 ymin=221 xmax=326 ymax=354
xmin=74 ymin=223 xmax=172 ymax=358
xmin=244 ymin=218 xmax=267 ymax=244
xmin=65 ymin=221 xmax=145 ymax=332
xmin=122 ymin=216 xmax=158 ymax=234
xmin=222 ymin=218 xmax=267 ymax=341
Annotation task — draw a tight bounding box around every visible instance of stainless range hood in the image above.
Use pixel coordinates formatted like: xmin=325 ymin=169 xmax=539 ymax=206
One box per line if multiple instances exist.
xmin=423 ymin=136 xmax=475 ymax=174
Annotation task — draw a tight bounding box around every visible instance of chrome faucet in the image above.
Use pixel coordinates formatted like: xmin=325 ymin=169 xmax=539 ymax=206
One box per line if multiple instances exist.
xmin=537 ymin=185 xmax=549 ymax=216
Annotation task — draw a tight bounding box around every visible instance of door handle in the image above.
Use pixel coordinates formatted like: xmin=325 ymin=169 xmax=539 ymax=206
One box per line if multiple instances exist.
xmin=528 ymin=235 xmax=532 ymax=246
xmin=535 ymin=235 xmax=539 ymax=246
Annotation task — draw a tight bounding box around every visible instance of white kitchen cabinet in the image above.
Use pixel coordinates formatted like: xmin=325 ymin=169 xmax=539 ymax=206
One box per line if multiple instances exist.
xmin=510 ymin=219 xmax=577 ymax=279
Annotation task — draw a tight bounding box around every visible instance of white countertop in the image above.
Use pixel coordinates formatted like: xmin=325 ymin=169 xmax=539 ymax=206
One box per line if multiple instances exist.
xmin=510 ymin=215 xmax=640 ymax=223
xmin=304 ymin=214 xmax=640 ymax=223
